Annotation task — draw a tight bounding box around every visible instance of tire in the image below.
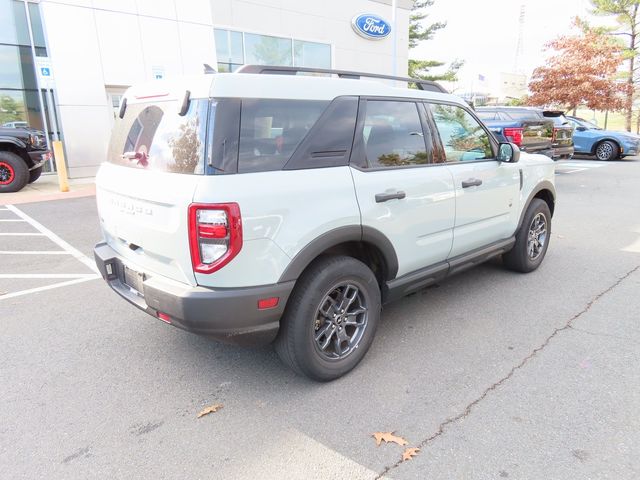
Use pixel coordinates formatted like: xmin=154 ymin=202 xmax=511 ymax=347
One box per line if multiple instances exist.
xmin=503 ymin=198 xmax=552 ymax=273
xmin=275 ymin=255 xmax=381 ymax=381
xmin=0 ymin=151 xmax=29 ymax=193
xmin=28 ymin=165 xmax=43 ymax=184
xmin=595 ymin=140 xmax=618 ymax=161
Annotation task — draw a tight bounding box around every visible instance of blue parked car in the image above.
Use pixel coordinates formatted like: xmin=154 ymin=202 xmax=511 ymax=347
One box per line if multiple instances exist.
xmin=566 ymin=116 xmax=640 ymax=161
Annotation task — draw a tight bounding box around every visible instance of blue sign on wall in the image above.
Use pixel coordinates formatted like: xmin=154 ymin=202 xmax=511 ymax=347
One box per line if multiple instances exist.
xmin=351 ymin=14 xmax=391 ymax=40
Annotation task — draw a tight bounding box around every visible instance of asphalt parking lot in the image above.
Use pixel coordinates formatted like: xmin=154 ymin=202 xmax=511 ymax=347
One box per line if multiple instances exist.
xmin=2 ymin=158 xmax=639 ymax=479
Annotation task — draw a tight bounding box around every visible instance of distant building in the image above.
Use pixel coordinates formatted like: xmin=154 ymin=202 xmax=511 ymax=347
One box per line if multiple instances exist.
xmin=497 ymin=72 xmax=528 ymax=102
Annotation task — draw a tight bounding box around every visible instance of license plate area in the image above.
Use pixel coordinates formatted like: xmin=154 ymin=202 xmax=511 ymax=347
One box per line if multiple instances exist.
xmin=123 ymin=265 xmax=145 ymax=296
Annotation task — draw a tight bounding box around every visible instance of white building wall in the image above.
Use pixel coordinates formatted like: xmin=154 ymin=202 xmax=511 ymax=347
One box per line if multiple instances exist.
xmin=40 ymin=0 xmax=216 ymax=178
xmin=211 ymin=0 xmax=410 ymax=77
xmin=40 ymin=0 xmax=410 ymax=178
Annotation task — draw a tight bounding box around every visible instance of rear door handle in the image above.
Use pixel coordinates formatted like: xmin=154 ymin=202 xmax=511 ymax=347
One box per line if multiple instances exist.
xmin=461 ymin=178 xmax=482 ymax=188
xmin=375 ymin=191 xmax=406 ymax=203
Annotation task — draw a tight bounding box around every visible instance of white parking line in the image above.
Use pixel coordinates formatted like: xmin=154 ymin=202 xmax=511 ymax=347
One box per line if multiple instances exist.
xmin=5 ymin=204 xmax=99 ymax=273
xmin=0 ymin=233 xmax=46 ymax=236
xmin=0 ymin=274 xmax=98 ymax=279
xmin=0 ymin=204 xmax=101 ymax=301
xmin=0 ymin=277 xmax=99 ymax=300
xmin=0 ymin=251 xmax=71 ymax=255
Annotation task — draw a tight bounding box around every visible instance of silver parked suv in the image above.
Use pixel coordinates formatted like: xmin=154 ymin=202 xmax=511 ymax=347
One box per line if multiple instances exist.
xmin=94 ymin=66 xmax=556 ymax=381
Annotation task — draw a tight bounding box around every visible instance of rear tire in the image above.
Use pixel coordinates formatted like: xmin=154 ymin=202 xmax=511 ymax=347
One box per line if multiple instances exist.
xmin=503 ymin=198 xmax=551 ymax=273
xmin=275 ymin=255 xmax=381 ymax=381
xmin=595 ymin=140 xmax=618 ymax=161
xmin=28 ymin=165 xmax=43 ymax=184
xmin=0 ymin=151 xmax=29 ymax=193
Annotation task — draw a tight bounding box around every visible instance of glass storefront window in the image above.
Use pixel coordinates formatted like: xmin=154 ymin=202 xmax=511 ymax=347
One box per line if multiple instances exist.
xmin=214 ymin=28 xmax=331 ymax=71
xmin=294 ymin=40 xmax=331 ymax=68
xmin=244 ymin=33 xmax=292 ymax=66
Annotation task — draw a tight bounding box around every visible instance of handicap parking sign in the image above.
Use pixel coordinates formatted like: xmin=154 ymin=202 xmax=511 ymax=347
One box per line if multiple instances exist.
xmin=41 ymin=67 xmax=50 ymax=76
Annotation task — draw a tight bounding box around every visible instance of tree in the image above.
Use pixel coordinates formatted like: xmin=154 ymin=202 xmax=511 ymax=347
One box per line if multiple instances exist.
xmin=408 ymin=1 xmax=462 ymax=82
xmin=0 ymin=95 xmax=24 ymax=125
xmin=591 ymin=0 xmax=639 ymax=131
xmin=528 ymin=20 xmax=628 ymax=113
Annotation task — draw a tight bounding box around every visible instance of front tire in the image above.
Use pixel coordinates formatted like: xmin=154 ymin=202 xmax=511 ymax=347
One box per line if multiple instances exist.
xmin=595 ymin=140 xmax=618 ymax=161
xmin=28 ymin=165 xmax=43 ymax=184
xmin=0 ymin=151 xmax=29 ymax=193
xmin=275 ymin=255 xmax=381 ymax=381
xmin=503 ymin=198 xmax=551 ymax=273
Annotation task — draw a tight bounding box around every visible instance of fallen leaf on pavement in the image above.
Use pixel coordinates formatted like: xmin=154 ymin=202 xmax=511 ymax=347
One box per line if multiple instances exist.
xmin=197 ymin=403 xmax=223 ymax=418
xmin=372 ymin=431 xmax=408 ymax=447
xmin=402 ymin=447 xmax=420 ymax=461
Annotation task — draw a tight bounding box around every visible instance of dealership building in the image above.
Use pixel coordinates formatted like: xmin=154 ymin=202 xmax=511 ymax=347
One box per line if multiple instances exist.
xmin=1 ymin=0 xmax=412 ymax=178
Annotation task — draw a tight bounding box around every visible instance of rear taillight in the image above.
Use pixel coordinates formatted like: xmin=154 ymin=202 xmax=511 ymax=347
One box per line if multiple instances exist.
xmin=503 ymin=127 xmax=524 ymax=147
xmin=552 ymin=128 xmax=560 ymax=142
xmin=188 ymin=203 xmax=242 ymax=274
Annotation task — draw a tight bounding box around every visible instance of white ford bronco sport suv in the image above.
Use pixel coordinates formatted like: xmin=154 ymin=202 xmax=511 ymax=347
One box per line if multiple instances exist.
xmin=94 ymin=65 xmax=555 ymax=381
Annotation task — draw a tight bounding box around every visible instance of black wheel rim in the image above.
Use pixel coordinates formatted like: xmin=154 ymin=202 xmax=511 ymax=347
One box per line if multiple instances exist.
xmin=313 ymin=282 xmax=368 ymax=360
xmin=0 ymin=162 xmax=15 ymax=185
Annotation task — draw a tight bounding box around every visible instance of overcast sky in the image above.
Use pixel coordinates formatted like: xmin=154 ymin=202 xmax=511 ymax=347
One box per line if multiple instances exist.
xmin=411 ymin=0 xmax=610 ymax=91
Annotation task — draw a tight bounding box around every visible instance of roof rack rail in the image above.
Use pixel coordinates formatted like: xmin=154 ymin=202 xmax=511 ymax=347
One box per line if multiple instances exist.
xmin=235 ymin=65 xmax=448 ymax=94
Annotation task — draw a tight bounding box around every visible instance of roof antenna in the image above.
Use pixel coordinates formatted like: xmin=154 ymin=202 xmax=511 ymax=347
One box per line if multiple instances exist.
xmin=203 ymin=63 xmax=217 ymax=74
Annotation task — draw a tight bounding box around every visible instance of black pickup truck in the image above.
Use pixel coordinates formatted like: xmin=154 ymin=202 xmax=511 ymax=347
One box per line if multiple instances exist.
xmin=0 ymin=126 xmax=51 ymax=193
xmin=476 ymin=107 xmax=574 ymax=160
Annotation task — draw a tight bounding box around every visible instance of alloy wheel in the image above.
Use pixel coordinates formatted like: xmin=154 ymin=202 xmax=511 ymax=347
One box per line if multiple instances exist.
xmin=313 ymin=282 xmax=368 ymax=360
xmin=527 ymin=212 xmax=547 ymax=260
xmin=596 ymin=142 xmax=613 ymax=160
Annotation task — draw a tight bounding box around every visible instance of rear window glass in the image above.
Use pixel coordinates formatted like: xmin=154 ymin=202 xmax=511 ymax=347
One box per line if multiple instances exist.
xmin=238 ymin=99 xmax=328 ymax=173
xmin=107 ymin=99 xmax=209 ymax=174
xmin=503 ymin=110 xmax=541 ymax=121
xmin=544 ymin=114 xmax=569 ymax=126
xmin=475 ymin=110 xmax=497 ymax=121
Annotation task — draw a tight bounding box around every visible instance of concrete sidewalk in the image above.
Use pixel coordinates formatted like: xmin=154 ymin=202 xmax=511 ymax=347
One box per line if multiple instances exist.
xmin=0 ymin=174 xmax=95 ymax=206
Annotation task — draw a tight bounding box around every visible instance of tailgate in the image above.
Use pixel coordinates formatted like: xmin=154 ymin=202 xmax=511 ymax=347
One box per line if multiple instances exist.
xmin=521 ymin=119 xmax=553 ymax=152
xmin=553 ymin=126 xmax=573 ymax=147
xmin=96 ymin=164 xmax=198 ymax=286
xmin=96 ymin=94 xmax=210 ymax=287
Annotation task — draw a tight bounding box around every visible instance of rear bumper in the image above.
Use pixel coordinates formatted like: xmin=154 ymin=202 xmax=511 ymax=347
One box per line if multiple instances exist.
xmin=521 ymin=147 xmax=554 ymax=158
xmin=94 ymin=242 xmax=294 ymax=345
xmin=551 ymin=145 xmax=574 ymax=159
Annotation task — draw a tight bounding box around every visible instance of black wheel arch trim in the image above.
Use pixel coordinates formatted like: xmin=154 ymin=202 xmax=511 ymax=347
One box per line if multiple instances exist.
xmin=517 ymin=181 xmax=556 ymax=230
xmin=278 ymin=225 xmax=399 ymax=283
xmin=0 ymin=136 xmax=28 ymax=149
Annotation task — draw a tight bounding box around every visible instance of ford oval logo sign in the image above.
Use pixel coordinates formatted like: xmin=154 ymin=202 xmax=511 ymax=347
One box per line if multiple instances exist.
xmin=351 ymin=13 xmax=391 ymax=40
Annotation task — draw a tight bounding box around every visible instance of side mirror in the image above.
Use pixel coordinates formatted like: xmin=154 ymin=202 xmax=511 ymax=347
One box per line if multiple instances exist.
xmin=498 ymin=142 xmax=520 ymax=163
xmin=576 ymin=126 xmax=587 ymax=132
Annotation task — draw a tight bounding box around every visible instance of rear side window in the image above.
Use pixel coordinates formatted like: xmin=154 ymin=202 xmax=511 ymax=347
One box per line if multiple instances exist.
xmin=108 ymin=99 xmax=209 ymax=174
xmin=503 ymin=110 xmax=540 ymax=121
xmin=476 ymin=110 xmax=498 ymax=121
xmin=362 ymin=100 xmax=428 ymax=168
xmin=238 ymin=99 xmax=328 ymax=173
